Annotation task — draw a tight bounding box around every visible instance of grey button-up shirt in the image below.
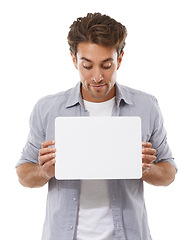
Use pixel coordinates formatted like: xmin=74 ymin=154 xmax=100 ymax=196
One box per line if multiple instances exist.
xmin=16 ymin=82 xmax=177 ymax=240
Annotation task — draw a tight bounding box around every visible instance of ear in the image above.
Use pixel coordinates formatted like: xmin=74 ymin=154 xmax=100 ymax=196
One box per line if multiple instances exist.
xmin=117 ymin=52 xmax=124 ymax=70
xmin=70 ymin=52 xmax=78 ymax=70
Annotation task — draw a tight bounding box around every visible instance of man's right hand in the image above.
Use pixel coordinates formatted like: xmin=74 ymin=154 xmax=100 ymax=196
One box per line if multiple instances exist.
xmin=38 ymin=140 xmax=56 ymax=179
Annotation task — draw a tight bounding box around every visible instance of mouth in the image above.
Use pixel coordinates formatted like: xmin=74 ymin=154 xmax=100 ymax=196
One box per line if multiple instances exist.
xmin=90 ymin=84 xmax=106 ymax=90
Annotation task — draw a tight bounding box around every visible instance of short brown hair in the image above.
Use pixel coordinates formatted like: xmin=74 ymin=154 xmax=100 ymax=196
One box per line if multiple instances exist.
xmin=67 ymin=13 xmax=127 ymax=57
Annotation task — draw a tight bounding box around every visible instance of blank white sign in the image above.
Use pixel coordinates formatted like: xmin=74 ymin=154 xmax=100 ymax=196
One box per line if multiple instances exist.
xmin=55 ymin=116 xmax=142 ymax=180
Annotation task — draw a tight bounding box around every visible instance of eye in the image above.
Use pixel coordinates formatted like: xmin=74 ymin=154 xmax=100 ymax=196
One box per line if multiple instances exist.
xmin=84 ymin=66 xmax=92 ymax=70
xmin=83 ymin=63 xmax=93 ymax=70
xmin=102 ymin=62 xmax=112 ymax=69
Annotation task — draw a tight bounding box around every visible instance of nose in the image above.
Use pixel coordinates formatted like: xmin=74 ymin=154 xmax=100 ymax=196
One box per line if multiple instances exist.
xmin=91 ymin=68 xmax=104 ymax=83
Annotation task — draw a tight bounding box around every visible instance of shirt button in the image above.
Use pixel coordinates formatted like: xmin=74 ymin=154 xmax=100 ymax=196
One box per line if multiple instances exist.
xmin=73 ymin=197 xmax=77 ymax=201
xmin=69 ymin=225 xmax=73 ymax=229
xmin=113 ymin=195 xmax=116 ymax=201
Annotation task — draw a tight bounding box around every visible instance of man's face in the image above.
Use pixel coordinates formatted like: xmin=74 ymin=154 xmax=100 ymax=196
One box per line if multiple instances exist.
xmin=71 ymin=42 xmax=123 ymax=103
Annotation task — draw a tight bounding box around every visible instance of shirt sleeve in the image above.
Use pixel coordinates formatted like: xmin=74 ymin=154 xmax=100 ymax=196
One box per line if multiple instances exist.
xmin=15 ymin=103 xmax=45 ymax=168
xmin=150 ymin=99 xmax=177 ymax=171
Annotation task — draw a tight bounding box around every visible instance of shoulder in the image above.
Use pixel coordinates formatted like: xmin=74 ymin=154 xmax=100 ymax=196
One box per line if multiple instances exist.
xmin=35 ymin=87 xmax=73 ymax=110
xmin=118 ymin=83 xmax=158 ymax=105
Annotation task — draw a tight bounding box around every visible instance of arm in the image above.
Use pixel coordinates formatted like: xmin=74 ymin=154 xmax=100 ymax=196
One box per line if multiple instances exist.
xmin=142 ymin=161 xmax=176 ymax=186
xmin=16 ymin=163 xmax=51 ymax=188
xmin=141 ymin=142 xmax=176 ymax=186
xmin=16 ymin=140 xmax=56 ymax=188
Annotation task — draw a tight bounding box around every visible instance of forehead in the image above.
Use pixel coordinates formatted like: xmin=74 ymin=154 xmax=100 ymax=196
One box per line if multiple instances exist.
xmin=76 ymin=42 xmax=117 ymax=62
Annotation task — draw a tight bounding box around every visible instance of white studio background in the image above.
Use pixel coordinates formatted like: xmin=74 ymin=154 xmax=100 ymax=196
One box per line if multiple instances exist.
xmin=0 ymin=0 xmax=191 ymax=239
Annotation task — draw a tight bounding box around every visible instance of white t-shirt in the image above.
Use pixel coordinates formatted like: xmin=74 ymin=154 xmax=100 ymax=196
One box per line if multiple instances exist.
xmin=75 ymin=97 xmax=115 ymax=240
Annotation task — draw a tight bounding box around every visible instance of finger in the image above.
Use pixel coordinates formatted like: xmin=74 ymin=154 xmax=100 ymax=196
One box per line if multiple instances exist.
xmin=40 ymin=159 xmax=55 ymax=179
xmin=142 ymin=154 xmax=156 ymax=164
xmin=39 ymin=153 xmax=56 ymax=166
xmin=42 ymin=140 xmax=55 ymax=149
xmin=142 ymin=147 xmax=156 ymax=155
xmin=41 ymin=158 xmax=55 ymax=172
xmin=142 ymin=163 xmax=152 ymax=173
xmin=39 ymin=147 xmax=56 ymax=156
xmin=142 ymin=142 xmax=152 ymax=148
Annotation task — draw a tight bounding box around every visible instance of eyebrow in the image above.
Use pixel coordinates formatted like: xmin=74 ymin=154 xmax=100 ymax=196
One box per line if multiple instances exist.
xmin=102 ymin=58 xmax=114 ymax=63
xmin=80 ymin=57 xmax=114 ymax=63
xmin=81 ymin=57 xmax=92 ymax=62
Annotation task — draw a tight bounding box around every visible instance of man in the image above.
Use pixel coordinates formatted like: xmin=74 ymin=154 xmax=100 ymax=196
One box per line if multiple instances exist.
xmin=16 ymin=13 xmax=177 ymax=240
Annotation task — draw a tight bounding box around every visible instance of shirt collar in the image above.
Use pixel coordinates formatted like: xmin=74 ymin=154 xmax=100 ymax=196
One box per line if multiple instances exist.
xmin=115 ymin=82 xmax=133 ymax=106
xmin=66 ymin=82 xmax=83 ymax=108
xmin=66 ymin=82 xmax=133 ymax=108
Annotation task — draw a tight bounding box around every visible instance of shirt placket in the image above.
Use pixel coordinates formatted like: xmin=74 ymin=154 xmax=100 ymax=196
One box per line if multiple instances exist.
xmin=109 ymin=180 xmax=126 ymax=240
xmin=66 ymin=181 xmax=80 ymax=240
